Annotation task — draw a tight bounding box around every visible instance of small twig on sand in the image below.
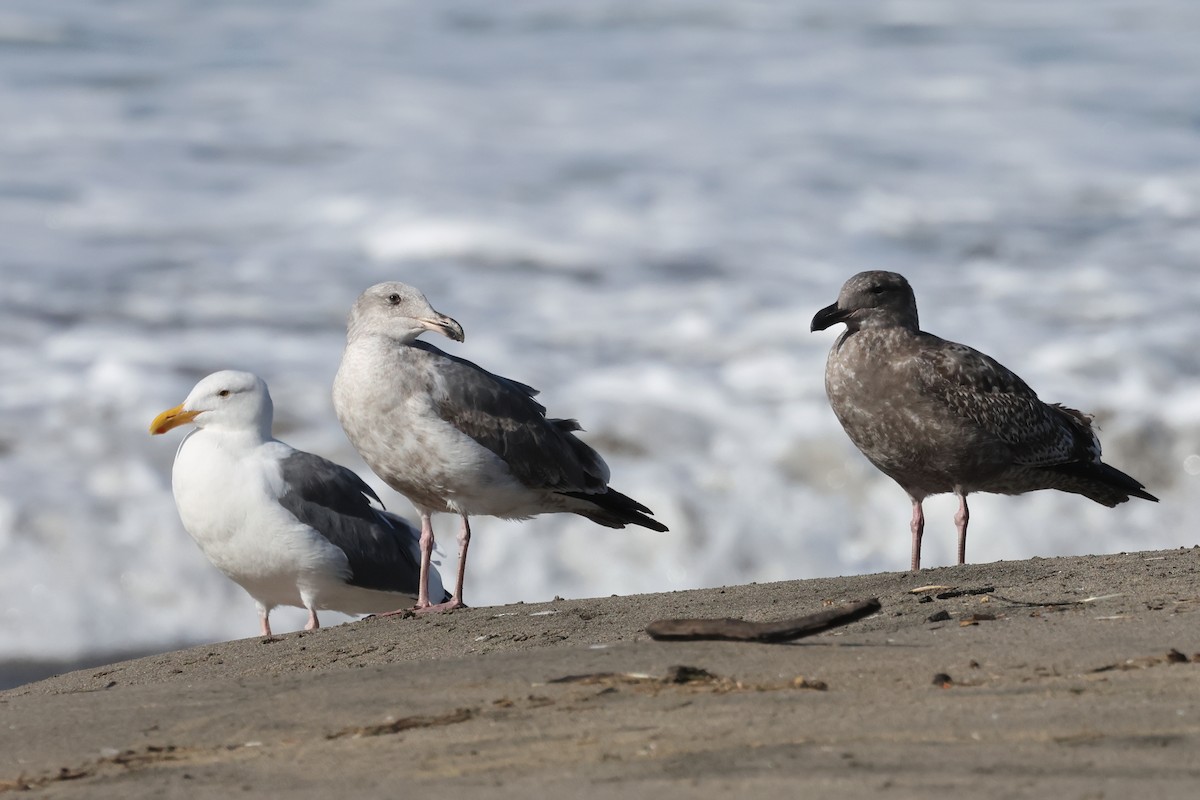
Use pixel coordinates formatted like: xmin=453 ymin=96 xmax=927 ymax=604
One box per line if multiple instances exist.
xmin=645 ymin=598 xmax=881 ymax=643
xmin=991 ymin=593 xmax=1124 ymax=607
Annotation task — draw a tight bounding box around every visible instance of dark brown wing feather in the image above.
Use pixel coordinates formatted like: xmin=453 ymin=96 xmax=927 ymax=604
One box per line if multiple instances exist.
xmin=912 ymin=336 xmax=1156 ymax=504
xmin=913 ymin=337 xmax=1097 ymax=467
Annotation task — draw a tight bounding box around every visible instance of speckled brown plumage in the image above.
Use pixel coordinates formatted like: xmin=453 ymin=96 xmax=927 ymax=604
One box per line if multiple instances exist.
xmin=812 ymin=270 xmax=1157 ymax=571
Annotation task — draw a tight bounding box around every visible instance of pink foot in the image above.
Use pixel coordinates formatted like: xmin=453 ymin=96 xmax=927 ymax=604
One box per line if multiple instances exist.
xmin=413 ymin=597 xmax=467 ymax=615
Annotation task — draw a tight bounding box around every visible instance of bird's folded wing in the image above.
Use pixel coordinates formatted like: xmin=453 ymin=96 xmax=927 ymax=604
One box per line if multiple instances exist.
xmin=420 ymin=347 xmax=610 ymax=493
xmin=912 ymin=337 xmax=1097 ymax=467
xmin=276 ymin=451 xmax=422 ymax=591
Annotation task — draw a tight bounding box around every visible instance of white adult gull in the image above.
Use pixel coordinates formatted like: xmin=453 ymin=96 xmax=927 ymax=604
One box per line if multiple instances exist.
xmin=150 ymin=370 xmax=446 ymax=636
xmin=811 ymin=270 xmax=1158 ymax=571
xmin=333 ymin=281 xmax=668 ymax=612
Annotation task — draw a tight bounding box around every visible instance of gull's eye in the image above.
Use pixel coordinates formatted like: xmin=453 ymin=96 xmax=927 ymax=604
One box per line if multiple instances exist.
xmin=387 ymin=293 xmax=402 ymax=305
xmin=218 ymin=389 xmax=231 ymax=397
xmin=869 ymin=285 xmax=887 ymax=295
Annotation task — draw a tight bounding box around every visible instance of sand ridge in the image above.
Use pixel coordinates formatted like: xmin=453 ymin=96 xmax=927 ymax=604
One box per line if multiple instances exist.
xmin=3 ymin=548 xmax=1199 ymax=798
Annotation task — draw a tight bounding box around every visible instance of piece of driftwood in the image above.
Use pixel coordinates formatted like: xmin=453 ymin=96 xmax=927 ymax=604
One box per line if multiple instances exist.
xmin=645 ymin=598 xmax=881 ymax=643
xmin=934 ymin=586 xmax=994 ymax=600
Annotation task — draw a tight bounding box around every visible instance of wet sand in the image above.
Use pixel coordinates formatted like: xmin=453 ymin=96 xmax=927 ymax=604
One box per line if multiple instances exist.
xmin=3 ymin=547 xmax=1199 ymax=798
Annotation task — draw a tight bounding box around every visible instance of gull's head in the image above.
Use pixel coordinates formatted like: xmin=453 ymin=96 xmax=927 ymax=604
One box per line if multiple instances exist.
xmin=150 ymin=370 xmax=273 ymax=437
xmin=810 ymin=270 xmax=918 ymax=334
xmin=347 ymin=282 xmax=465 ymax=345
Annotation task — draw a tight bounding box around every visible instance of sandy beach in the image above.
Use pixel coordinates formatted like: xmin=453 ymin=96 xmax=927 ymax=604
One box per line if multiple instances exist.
xmin=3 ymin=547 xmax=1198 ymax=798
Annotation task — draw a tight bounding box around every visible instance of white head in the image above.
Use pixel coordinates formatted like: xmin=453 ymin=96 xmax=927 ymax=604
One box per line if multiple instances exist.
xmin=150 ymin=370 xmax=273 ymax=439
xmin=346 ymin=282 xmax=465 ymax=345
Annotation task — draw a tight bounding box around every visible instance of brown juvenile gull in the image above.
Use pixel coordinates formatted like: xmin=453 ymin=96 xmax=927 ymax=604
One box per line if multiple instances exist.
xmin=810 ymin=270 xmax=1157 ymax=571
xmin=150 ymin=370 xmax=447 ymax=636
xmin=333 ymin=282 xmax=668 ymax=612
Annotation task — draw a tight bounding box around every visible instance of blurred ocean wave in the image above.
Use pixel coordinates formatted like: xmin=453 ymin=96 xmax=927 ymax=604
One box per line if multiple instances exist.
xmin=1 ymin=0 xmax=1197 ymax=680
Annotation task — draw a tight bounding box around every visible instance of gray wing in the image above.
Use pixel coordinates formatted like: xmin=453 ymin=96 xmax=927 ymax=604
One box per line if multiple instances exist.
xmin=913 ymin=336 xmax=1101 ymax=467
xmin=276 ymin=451 xmax=424 ymax=594
xmin=411 ymin=341 xmax=611 ymax=494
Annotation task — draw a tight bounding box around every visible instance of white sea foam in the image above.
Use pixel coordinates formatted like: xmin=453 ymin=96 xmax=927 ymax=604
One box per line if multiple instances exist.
xmin=1 ymin=0 xmax=1197 ymax=667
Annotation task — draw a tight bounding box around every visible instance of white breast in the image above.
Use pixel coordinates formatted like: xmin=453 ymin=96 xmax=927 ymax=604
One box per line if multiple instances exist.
xmin=171 ymin=430 xmax=350 ymax=608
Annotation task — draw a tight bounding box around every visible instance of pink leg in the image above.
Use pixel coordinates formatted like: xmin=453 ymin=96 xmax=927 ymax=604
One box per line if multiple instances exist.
xmin=414 ymin=514 xmax=468 ymax=614
xmin=909 ymin=497 xmax=925 ymax=571
xmin=414 ymin=511 xmax=436 ymax=609
xmin=304 ymin=608 xmax=320 ymax=631
xmin=451 ymin=515 xmax=470 ymax=607
xmin=259 ymin=607 xmax=273 ymax=637
xmin=954 ymin=491 xmax=970 ymax=566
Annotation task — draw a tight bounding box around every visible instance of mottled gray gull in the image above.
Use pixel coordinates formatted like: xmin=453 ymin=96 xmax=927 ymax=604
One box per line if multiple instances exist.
xmin=150 ymin=370 xmax=446 ymax=635
xmin=333 ymin=282 xmax=668 ymax=612
xmin=811 ymin=270 xmax=1157 ymax=571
